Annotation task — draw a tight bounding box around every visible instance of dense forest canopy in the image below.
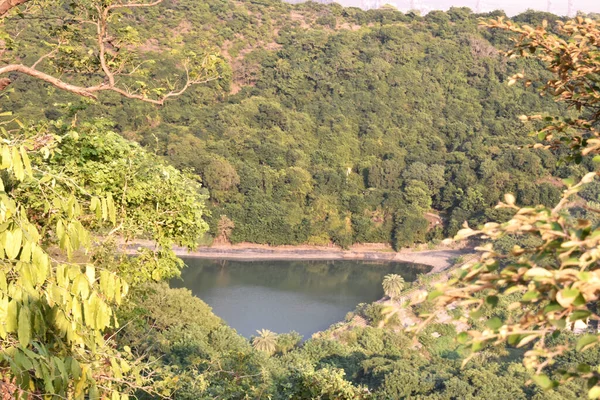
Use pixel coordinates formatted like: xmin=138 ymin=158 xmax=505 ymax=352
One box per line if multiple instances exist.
xmin=4 ymin=0 xmax=588 ymax=249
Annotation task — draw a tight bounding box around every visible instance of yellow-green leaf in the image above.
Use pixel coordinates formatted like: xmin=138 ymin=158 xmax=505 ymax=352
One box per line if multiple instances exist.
xmin=18 ymin=306 xmax=31 ymax=347
xmin=11 ymin=146 xmax=24 ymax=181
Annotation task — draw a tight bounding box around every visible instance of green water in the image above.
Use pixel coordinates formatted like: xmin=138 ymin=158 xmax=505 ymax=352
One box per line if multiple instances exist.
xmin=171 ymin=258 xmax=430 ymax=338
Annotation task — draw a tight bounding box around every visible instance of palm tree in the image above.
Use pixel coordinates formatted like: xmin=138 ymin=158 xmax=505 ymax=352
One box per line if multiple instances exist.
xmin=252 ymin=329 xmax=278 ymax=355
xmin=382 ymin=274 xmax=405 ymax=300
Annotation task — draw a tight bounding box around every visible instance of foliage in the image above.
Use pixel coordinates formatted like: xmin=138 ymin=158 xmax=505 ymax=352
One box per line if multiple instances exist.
xmin=424 ymin=16 xmax=600 ymax=398
xmin=0 ymin=114 xmax=208 ymax=397
xmin=4 ymin=1 xmax=576 ymax=248
xmin=252 ymin=329 xmax=278 ymax=355
xmin=382 ymin=274 xmax=405 ymax=300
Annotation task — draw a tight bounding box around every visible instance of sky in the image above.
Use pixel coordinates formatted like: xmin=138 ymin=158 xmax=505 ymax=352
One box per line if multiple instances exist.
xmin=313 ymin=0 xmax=600 ymax=16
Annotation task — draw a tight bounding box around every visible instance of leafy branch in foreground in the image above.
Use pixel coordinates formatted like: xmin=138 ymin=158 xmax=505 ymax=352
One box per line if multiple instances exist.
xmin=419 ymin=16 xmax=600 ymax=398
xmin=0 ymin=0 xmax=224 ymax=104
xmin=0 ymin=114 xmax=210 ymax=398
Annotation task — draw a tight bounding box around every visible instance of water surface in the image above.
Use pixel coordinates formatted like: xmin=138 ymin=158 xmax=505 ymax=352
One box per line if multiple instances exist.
xmin=171 ymin=258 xmax=430 ymax=338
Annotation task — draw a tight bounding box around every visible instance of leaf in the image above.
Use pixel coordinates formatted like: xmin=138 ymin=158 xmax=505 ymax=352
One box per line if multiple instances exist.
xmin=517 ymin=334 xmax=538 ymax=348
xmin=485 ymin=295 xmax=499 ymax=307
xmin=4 ymin=229 xmax=22 ymax=260
xmin=589 ymin=386 xmax=600 ymax=399
xmin=532 ymin=374 xmax=555 ymax=390
xmin=486 ymin=317 xmax=502 ymax=330
xmin=556 ymin=288 xmax=580 ymax=308
xmin=107 ymin=193 xmax=116 ymax=225
xmin=89 ymin=385 xmax=100 ymax=400
xmin=18 ymin=306 xmax=31 ymax=347
xmin=19 ymin=146 xmax=32 ymax=177
xmin=570 ymin=309 xmax=592 ymax=321
xmin=524 ymin=267 xmax=552 ymax=278
xmin=11 ymin=146 xmax=24 ymax=181
xmin=85 ymin=265 xmax=95 ymax=285
xmin=101 ymin=198 xmax=108 ymax=221
xmin=577 ymin=335 xmax=598 ymax=351
xmin=427 ymin=290 xmax=443 ymax=301
xmin=522 ymin=291 xmax=539 ymax=301
xmin=0 ymin=146 xmax=10 ymax=169
xmin=6 ymin=300 xmax=17 ymax=332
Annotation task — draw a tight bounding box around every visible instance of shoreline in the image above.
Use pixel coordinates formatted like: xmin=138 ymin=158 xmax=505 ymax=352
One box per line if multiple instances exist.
xmin=168 ymin=244 xmax=471 ymax=273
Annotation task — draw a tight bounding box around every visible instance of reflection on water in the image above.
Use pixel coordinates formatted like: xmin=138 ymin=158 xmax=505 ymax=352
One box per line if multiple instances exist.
xmin=171 ymin=258 xmax=430 ymax=338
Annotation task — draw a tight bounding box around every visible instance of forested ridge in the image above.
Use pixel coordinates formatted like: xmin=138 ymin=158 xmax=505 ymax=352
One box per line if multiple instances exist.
xmin=5 ymin=1 xmax=586 ymax=248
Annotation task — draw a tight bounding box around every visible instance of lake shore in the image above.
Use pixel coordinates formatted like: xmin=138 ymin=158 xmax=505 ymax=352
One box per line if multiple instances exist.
xmin=165 ymin=243 xmax=472 ymax=272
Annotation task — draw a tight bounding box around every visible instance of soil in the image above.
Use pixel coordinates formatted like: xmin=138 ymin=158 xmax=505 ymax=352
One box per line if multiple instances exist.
xmin=122 ymin=240 xmax=472 ymax=271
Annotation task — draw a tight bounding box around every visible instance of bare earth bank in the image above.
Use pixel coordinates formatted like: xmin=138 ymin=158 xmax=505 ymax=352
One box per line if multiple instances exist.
xmin=163 ymin=243 xmax=472 ymax=272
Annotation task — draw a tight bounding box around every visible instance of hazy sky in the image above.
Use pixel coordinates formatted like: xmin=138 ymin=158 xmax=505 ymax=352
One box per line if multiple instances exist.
xmin=333 ymin=0 xmax=600 ymax=16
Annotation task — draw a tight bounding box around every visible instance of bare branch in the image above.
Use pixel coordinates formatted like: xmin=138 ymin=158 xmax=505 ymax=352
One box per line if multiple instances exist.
xmin=0 ymin=64 xmax=101 ymax=98
xmin=106 ymin=0 xmax=164 ymax=12
xmin=0 ymin=63 xmax=220 ymax=104
xmin=31 ymin=43 xmax=61 ymax=69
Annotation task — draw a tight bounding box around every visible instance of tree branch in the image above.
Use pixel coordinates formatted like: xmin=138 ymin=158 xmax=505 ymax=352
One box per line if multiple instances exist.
xmin=0 ymin=0 xmax=29 ymax=18
xmin=0 ymin=0 xmax=220 ymax=105
xmin=0 ymin=64 xmax=101 ymax=98
xmin=0 ymin=63 xmax=219 ymax=104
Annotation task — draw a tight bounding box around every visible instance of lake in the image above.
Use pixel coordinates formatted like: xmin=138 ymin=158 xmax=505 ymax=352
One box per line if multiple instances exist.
xmin=171 ymin=258 xmax=430 ymax=339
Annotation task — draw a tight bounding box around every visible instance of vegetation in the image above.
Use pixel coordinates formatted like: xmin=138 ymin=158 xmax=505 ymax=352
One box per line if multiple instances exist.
xmin=252 ymin=329 xmax=278 ymax=355
xmin=3 ymin=0 xmax=578 ymax=249
xmin=382 ymin=273 xmax=405 ymax=300
xmin=424 ymin=16 xmax=600 ymax=398
xmin=2 ymin=0 xmax=600 ymax=398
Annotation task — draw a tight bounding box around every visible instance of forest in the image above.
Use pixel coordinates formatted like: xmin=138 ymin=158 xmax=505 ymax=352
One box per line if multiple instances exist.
xmin=5 ymin=0 xmax=590 ymax=249
xmin=1 ymin=0 xmax=600 ymax=399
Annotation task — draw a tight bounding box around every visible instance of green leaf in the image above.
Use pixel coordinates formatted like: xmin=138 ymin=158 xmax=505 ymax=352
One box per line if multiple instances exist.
xmin=522 ymin=291 xmax=539 ymax=301
xmin=89 ymin=385 xmax=100 ymax=400
xmin=549 ymin=318 xmax=566 ymax=329
xmin=577 ymin=335 xmax=598 ymax=351
xmin=485 ymin=295 xmax=499 ymax=307
xmin=457 ymin=332 xmax=469 ymax=344
xmin=6 ymin=300 xmax=17 ymax=332
xmin=11 ymin=146 xmax=24 ymax=181
xmin=19 ymin=146 xmax=32 ymax=177
xmin=107 ymin=193 xmax=116 ymax=225
xmin=486 ymin=317 xmax=502 ymax=330
xmin=570 ymin=309 xmax=592 ymax=321
xmin=544 ymin=302 xmax=563 ymax=314
xmin=532 ymin=374 xmax=555 ymax=390
xmin=427 ymin=290 xmax=443 ymax=301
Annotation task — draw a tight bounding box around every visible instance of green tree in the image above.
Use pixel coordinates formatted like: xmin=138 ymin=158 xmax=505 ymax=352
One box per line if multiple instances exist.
xmin=382 ymin=274 xmax=405 ymax=300
xmin=252 ymin=329 xmax=278 ymax=355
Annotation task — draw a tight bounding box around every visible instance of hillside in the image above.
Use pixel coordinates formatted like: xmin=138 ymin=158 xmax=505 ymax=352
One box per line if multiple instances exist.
xmin=3 ymin=2 xmax=581 ymax=249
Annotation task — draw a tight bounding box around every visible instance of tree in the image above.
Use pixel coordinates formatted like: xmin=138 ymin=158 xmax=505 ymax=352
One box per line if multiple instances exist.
xmin=0 ymin=1 xmax=216 ymax=397
xmin=0 ymin=0 xmax=223 ymax=104
xmin=382 ymin=274 xmax=405 ymax=300
xmin=423 ymin=17 xmax=600 ymax=398
xmin=252 ymin=329 xmax=278 ymax=355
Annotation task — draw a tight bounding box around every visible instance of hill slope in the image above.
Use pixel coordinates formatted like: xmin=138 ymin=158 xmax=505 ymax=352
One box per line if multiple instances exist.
xmin=4 ymin=2 xmax=582 ymax=248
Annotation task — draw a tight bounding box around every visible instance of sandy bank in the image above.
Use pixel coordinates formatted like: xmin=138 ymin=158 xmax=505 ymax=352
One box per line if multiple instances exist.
xmin=122 ymin=240 xmax=471 ymax=271
xmin=169 ymin=245 xmax=470 ymax=272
